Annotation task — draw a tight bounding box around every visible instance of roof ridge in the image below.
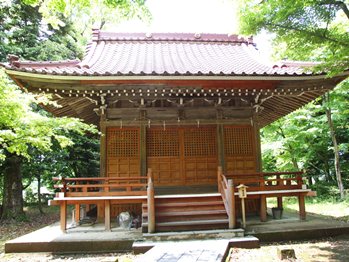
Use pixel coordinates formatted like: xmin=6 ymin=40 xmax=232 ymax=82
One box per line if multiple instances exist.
xmin=91 ymin=29 xmax=254 ymax=45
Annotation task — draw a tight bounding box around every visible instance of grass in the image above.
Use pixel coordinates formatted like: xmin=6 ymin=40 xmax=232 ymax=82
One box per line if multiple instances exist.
xmin=267 ymin=197 xmax=349 ymax=222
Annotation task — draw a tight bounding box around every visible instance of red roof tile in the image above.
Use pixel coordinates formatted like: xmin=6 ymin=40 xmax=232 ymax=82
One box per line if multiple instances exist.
xmin=3 ymin=30 xmax=315 ymax=77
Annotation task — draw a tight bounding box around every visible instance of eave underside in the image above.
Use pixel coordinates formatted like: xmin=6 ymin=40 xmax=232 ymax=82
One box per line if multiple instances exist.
xmin=10 ymin=75 xmax=346 ymax=128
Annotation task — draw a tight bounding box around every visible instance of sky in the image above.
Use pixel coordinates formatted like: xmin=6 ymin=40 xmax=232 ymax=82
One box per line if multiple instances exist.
xmin=106 ymin=0 xmax=273 ymax=61
xmin=111 ymin=0 xmax=239 ymax=34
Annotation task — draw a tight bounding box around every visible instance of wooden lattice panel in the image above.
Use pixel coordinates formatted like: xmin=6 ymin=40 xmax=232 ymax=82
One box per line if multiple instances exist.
xmin=147 ymin=128 xmax=179 ymax=157
xmin=106 ymin=127 xmax=140 ymax=178
xmin=224 ymin=126 xmax=253 ymax=156
xmin=184 ymin=127 xmax=217 ymax=157
xmin=107 ymin=128 xmax=139 ymax=157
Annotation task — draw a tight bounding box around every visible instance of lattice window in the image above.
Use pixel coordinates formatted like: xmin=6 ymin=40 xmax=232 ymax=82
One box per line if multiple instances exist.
xmin=147 ymin=128 xmax=180 ymax=157
xmin=184 ymin=127 xmax=217 ymax=157
xmin=107 ymin=128 xmax=139 ymax=157
xmin=224 ymin=126 xmax=253 ymax=156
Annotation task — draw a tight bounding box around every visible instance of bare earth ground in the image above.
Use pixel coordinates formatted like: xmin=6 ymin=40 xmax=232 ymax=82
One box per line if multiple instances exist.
xmin=1 ymin=205 xmax=349 ymax=261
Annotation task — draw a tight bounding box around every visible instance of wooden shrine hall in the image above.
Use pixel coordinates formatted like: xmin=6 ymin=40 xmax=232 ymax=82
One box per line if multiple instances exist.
xmin=3 ymin=30 xmax=348 ymax=233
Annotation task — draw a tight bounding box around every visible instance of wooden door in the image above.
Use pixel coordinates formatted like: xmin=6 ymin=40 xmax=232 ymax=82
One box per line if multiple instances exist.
xmin=147 ymin=126 xmax=218 ymax=186
xmin=224 ymin=125 xmax=256 ymax=174
xmin=106 ymin=127 xmax=140 ymax=177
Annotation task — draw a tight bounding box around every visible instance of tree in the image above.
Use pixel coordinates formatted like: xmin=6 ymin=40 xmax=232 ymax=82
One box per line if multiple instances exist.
xmin=239 ymin=0 xmax=349 ymax=198
xmin=21 ymin=0 xmax=150 ymax=31
xmin=238 ymin=0 xmax=349 ymax=75
xmin=0 ymin=70 xmax=97 ymax=219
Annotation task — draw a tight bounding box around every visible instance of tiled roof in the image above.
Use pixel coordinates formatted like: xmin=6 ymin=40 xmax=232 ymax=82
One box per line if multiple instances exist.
xmin=3 ymin=30 xmax=315 ymax=77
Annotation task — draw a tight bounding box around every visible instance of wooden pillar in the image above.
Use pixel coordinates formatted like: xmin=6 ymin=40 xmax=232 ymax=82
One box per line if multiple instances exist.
xmin=260 ymin=195 xmax=267 ymax=222
xmin=298 ymin=194 xmax=306 ymax=220
xmin=253 ymin=114 xmax=262 ymax=172
xmin=100 ymin=115 xmax=107 ymax=177
xmin=277 ymin=197 xmax=283 ymax=209
xmin=147 ymin=170 xmax=155 ymax=233
xmin=98 ymin=114 xmax=107 ymax=222
xmin=227 ymin=179 xmax=236 ymax=228
xmin=60 ymin=201 xmax=67 ymax=232
xmin=75 ymin=204 xmax=80 ymax=223
xmin=140 ymin=122 xmax=147 ymax=177
xmin=217 ymin=124 xmax=225 ymax=172
xmin=105 ymin=200 xmax=111 ymax=231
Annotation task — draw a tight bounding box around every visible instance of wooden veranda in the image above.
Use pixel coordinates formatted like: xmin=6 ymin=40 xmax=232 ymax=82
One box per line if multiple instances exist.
xmin=50 ymin=167 xmax=313 ymax=233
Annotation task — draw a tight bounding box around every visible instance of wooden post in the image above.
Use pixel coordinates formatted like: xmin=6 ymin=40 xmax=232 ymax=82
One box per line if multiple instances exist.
xmin=227 ymin=179 xmax=236 ymax=228
xmin=60 ymin=201 xmax=67 ymax=233
xmin=277 ymin=197 xmax=283 ymax=209
xmin=253 ymin=114 xmax=262 ymax=172
xmin=217 ymin=125 xmax=225 ymax=171
xmin=147 ymin=169 xmax=155 ymax=233
xmin=260 ymin=195 xmax=267 ymax=222
xmin=75 ymin=204 xmax=80 ymax=223
xmin=140 ymin=115 xmax=147 ymax=177
xmin=105 ymin=200 xmax=111 ymax=231
xmin=100 ymin=116 xmax=107 ymax=177
xmin=217 ymin=166 xmax=222 ymax=192
xmin=241 ymin=198 xmax=246 ymax=228
xmin=298 ymin=194 xmax=306 ymax=220
xmin=277 ymin=175 xmax=283 ymax=209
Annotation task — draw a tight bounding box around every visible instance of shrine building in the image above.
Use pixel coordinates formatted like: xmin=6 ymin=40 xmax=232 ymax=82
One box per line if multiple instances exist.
xmin=3 ymin=30 xmax=348 ymax=233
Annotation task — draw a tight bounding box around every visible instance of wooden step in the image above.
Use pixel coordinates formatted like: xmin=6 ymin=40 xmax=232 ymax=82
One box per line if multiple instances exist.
xmin=142 ymin=210 xmax=228 ymax=223
xmin=142 ymin=194 xmax=229 ymax=232
xmin=143 ymin=209 xmax=227 ymax=218
xmin=143 ymin=219 xmax=229 ymax=232
xmin=143 ymin=200 xmax=224 ymax=208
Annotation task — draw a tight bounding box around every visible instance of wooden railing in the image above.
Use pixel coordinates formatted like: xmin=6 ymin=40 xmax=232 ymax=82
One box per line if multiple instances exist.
xmin=53 ymin=176 xmax=148 ymax=197
xmin=225 ymin=171 xmax=305 ymax=192
xmin=217 ymin=167 xmax=235 ymax=229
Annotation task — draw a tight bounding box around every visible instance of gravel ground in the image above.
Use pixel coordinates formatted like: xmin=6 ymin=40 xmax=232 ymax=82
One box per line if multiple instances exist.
xmin=1 ymin=235 xmax=349 ymax=261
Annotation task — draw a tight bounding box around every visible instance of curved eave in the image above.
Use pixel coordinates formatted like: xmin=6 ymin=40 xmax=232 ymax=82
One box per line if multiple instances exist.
xmin=6 ymin=68 xmax=346 ymax=82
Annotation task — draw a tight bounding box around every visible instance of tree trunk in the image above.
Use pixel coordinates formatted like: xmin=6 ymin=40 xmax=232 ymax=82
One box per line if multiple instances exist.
xmin=1 ymin=153 xmax=25 ymax=220
xmin=36 ymin=174 xmax=44 ymax=214
xmin=326 ymin=106 xmax=345 ymax=199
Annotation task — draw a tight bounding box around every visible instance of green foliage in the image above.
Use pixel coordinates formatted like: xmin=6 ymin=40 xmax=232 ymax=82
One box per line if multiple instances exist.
xmin=0 ymin=69 xmax=97 ymax=160
xmin=0 ymin=0 xmax=84 ymax=62
xmin=238 ymin=0 xmax=349 ymax=75
xmin=22 ymin=0 xmax=150 ymax=30
xmin=261 ymin=81 xmax=349 ymax=195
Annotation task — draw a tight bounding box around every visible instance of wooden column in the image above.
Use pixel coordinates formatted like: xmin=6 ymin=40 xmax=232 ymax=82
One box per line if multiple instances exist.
xmin=147 ymin=169 xmax=155 ymax=233
xmin=99 ymin=114 xmax=107 ymax=177
xmin=227 ymin=179 xmax=236 ymax=228
xmin=217 ymin=124 xmax=225 ymax=172
xmin=98 ymin=114 xmax=107 ymax=222
xmin=140 ymin=122 xmax=147 ymax=177
xmin=75 ymin=204 xmax=80 ymax=223
xmin=60 ymin=201 xmax=67 ymax=232
xmin=277 ymin=197 xmax=283 ymax=209
xmin=260 ymin=195 xmax=267 ymax=222
xmin=298 ymin=194 xmax=306 ymax=220
xmin=252 ymin=114 xmax=262 ymax=172
xmin=105 ymin=200 xmax=111 ymax=231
